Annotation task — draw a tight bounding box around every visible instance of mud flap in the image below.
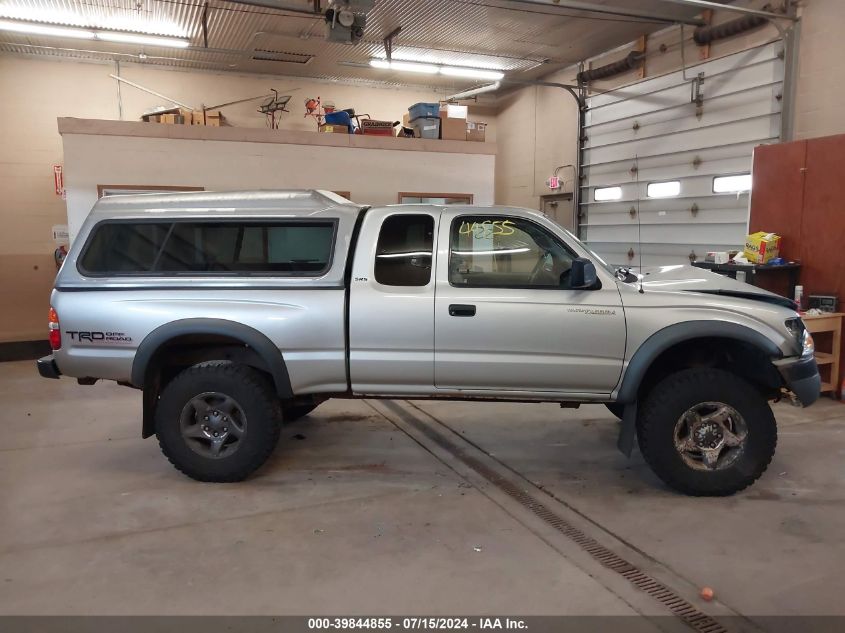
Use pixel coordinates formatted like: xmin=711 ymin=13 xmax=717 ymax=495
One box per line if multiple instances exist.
xmin=616 ymin=402 xmax=637 ymax=458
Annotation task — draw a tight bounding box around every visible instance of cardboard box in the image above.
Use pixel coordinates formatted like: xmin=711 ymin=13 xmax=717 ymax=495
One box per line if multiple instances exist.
xmin=440 ymin=116 xmax=467 ymax=141
xmin=205 ymin=111 xmax=223 ymax=127
xmin=466 ymin=121 xmax=487 ymax=142
xmin=318 ymin=124 xmax=349 ymax=134
xmin=402 ymin=112 xmax=410 ymax=127
xmin=439 ymin=103 xmax=468 ymax=120
xmin=191 ymin=110 xmax=205 ymax=125
xmin=744 ymin=232 xmax=781 ymax=264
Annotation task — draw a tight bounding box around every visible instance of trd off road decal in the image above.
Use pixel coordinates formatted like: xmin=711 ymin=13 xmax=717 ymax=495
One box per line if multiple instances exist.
xmin=65 ymin=331 xmax=133 ymax=344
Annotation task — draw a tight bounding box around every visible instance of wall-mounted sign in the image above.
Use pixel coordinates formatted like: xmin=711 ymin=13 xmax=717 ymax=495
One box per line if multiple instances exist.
xmin=547 ymin=175 xmax=560 ymax=190
xmin=52 ymin=224 xmax=69 ymax=244
xmin=53 ymin=165 xmax=64 ymax=196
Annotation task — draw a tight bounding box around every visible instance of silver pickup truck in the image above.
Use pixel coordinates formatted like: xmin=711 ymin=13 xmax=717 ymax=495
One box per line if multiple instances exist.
xmin=38 ymin=190 xmax=819 ymax=495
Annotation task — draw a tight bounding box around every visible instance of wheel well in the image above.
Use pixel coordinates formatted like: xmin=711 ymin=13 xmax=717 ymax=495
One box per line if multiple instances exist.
xmin=636 ymin=337 xmax=782 ymax=402
xmin=140 ymin=334 xmax=278 ymax=439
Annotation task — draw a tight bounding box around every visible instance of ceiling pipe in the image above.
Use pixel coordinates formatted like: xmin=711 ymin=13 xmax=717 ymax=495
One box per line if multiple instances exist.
xmin=495 ymin=0 xmax=705 ymax=26
xmin=446 ymin=82 xmax=502 ymax=101
xmin=224 ymin=0 xmax=322 ymax=17
xmin=649 ymin=0 xmax=796 ymax=21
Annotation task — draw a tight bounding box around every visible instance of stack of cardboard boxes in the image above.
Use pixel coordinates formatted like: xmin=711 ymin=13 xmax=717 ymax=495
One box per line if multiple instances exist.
xmin=142 ymin=109 xmax=225 ymax=127
xmin=402 ymin=103 xmax=486 ymax=142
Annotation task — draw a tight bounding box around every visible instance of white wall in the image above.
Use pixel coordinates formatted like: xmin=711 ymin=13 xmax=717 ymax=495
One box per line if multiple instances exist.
xmin=62 ymin=130 xmax=495 ymax=240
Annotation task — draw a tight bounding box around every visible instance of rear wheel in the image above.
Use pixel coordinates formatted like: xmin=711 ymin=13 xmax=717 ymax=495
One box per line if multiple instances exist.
xmin=637 ymin=368 xmax=777 ymax=496
xmin=155 ymin=363 xmax=282 ymax=482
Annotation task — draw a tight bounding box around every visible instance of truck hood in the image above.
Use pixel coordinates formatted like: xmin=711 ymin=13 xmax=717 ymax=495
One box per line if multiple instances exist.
xmin=637 ymin=265 xmax=796 ymax=309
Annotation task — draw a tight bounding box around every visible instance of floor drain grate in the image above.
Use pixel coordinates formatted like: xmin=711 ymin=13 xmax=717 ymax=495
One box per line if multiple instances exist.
xmin=382 ymin=400 xmax=729 ymax=633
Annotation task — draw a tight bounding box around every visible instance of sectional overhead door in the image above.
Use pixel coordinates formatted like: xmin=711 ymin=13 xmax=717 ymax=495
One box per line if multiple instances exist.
xmin=580 ymin=41 xmax=785 ymax=267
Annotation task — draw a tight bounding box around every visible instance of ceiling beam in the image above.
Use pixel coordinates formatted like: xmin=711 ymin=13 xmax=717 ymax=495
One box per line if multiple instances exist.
xmin=498 ymin=0 xmax=706 ymax=26
xmin=649 ymin=0 xmax=796 ymax=21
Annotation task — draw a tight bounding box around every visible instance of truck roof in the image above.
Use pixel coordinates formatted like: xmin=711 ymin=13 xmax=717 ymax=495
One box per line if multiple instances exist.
xmin=90 ymin=189 xmax=363 ymax=218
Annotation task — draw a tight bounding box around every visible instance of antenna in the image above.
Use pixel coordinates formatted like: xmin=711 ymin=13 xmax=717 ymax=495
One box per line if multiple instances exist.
xmin=634 ymin=154 xmax=644 ymax=293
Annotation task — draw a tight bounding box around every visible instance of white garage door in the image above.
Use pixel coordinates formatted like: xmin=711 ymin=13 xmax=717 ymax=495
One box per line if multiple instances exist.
xmin=580 ymin=41 xmax=784 ymax=267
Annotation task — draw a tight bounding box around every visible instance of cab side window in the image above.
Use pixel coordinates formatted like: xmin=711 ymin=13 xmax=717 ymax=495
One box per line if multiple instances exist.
xmin=374 ymin=214 xmax=435 ymax=287
xmin=449 ymin=216 xmax=576 ymax=288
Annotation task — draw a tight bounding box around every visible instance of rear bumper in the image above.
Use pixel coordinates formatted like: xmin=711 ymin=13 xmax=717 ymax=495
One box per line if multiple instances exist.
xmin=36 ymin=355 xmax=61 ymax=379
xmin=777 ymin=355 xmax=821 ymax=407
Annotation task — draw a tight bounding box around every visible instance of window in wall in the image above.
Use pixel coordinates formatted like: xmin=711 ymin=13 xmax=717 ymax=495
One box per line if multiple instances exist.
xmin=79 ymin=221 xmax=335 ymax=275
xmin=647 ymin=180 xmax=681 ymax=198
xmin=397 ymin=192 xmax=473 ymax=205
xmin=594 ymin=186 xmax=622 ymax=201
xmin=713 ymin=173 xmax=752 ymax=193
xmin=374 ymin=214 xmax=435 ymax=286
xmin=449 ymin=216 xmax=576 ymax=289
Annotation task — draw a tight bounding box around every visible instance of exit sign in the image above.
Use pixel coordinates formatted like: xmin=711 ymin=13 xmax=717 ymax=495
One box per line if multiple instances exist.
xmin=547 ymin=175 xmax=560 ymax=190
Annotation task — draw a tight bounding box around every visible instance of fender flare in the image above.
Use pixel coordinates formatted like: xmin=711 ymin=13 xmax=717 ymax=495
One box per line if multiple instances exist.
xmin=131 ymin=318 xmax=293 ymax=398
xmin=614 ymin=320 xmax=782 ymax=458
xmin=615 ymin=320 xmax=782 ymax=404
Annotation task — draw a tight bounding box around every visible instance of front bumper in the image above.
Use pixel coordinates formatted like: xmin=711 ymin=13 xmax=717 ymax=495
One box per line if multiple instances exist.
xmin=777 ymin=355 xmax=821 ymax=407
xmin=36 ymin=355 xmax=61 ymax=379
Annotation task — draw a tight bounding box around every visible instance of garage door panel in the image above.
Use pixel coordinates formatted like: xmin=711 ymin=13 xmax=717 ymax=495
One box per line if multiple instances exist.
xmin=580 ymin=42 xmax=783 ymax=267
xmin=586 ymin=85 xmax=782 ymax=148
xmin=583 ymin=205 xmax=749 ymax=227
xmin=582 ymin=145 xmax=762 ymax=183
xmin=587 ymin=42 xmax=783 ymax=110
xmin=585 ymin=117 xmax=778 ymax=165
xmin=585 ymin=242 xmax=732 ymax=268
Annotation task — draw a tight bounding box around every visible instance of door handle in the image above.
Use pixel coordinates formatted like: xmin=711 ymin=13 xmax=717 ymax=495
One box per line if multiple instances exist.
xmin=449 ymin=304 xmax=476 ymax=317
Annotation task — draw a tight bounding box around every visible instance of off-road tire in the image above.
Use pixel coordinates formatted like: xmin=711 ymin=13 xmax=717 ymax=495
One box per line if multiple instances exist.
xmin=637 ymin=368 xmax=777 ymax=496
xmin=283 ymin=403 xmax=320 ymax=423
xmin=155 ymin=363 xmax=282 ymax=482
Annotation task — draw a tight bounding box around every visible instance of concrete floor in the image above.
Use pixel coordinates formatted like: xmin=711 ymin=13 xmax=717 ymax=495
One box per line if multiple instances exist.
xmin=1 ymin=359 xmax=844 ymax=619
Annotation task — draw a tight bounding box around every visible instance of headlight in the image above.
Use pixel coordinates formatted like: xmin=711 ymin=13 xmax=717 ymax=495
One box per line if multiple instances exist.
xmin=801 ymin=329 xmax=815 ymax=357
xmin=785 ymin=318 xmax=814 ymax=357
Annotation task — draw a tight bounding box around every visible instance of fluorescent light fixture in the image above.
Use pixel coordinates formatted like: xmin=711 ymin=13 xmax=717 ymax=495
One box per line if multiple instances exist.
xmin=0 ymin=18 xmax=189 ymax=47
xmin=594 ymin=186 xmax=622 ymax=201
xmin=440 ymin=66 xmax=505 ymax=80
xmin=713 ymin=173 xmax=752 ymax=193
xmin=370 ymin=59 xmax=505 ymax=80
xmin=96 ymin=31 xmax=190 ymax=48
xmin=0 ymin=19 xmax=94 ymax=39
xmin=369 ymin=60 xmax=438 ymax=74
xmin=647 ymin=180 xmax=681 ymax=198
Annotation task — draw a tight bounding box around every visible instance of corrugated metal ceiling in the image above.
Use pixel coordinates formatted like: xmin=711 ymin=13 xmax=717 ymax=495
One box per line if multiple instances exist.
xmin=0 ymin=0 xmax=703 ymax=88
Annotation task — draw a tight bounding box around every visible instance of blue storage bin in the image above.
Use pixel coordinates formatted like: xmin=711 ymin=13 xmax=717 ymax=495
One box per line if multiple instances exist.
xmin=411 ymin=116 xmax=440 ymax=140
xmin=324 ymin=111 xmax=352 ymax=131
xmin=408 ymin=102 xmax=440 ymax=120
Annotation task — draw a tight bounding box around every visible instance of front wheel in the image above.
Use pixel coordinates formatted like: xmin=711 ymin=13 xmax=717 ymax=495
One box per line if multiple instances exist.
xmin=637 ymin=368 xmax=777 ymax=496
xmin=155 ymin=363 xmax=282 ymax=482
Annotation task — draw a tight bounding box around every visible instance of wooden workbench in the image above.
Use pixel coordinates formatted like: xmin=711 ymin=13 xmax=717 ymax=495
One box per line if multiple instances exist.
xmin=802 ymin=312 xmax=843 ymax=395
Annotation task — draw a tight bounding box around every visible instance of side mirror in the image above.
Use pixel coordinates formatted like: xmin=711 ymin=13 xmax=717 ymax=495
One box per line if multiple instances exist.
xmin=569 ymin=257 xmax=598 ymax=289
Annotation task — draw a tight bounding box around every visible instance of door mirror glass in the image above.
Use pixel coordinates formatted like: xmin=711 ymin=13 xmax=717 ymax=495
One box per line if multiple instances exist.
xmin=569 ymin=257 xmax=598 ymax=289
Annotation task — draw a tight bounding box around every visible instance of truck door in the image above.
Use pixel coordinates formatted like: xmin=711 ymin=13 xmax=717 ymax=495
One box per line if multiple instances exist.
xmin=349 ymin=207 xmax=440 ymax=395
xmin=433 ymin=210 xmax=625 ymax=395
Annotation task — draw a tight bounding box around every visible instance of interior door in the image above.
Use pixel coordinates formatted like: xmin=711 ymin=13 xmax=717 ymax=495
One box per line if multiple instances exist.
xmin=349 ymin=207 xmax=440 ymax=394
xmin=434 ymin=210 xmax=625 ymax=395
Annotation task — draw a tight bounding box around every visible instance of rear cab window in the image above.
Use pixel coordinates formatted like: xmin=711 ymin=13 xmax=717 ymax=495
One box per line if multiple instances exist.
xmin=78 ymin=220 xmax=337 ymax=276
